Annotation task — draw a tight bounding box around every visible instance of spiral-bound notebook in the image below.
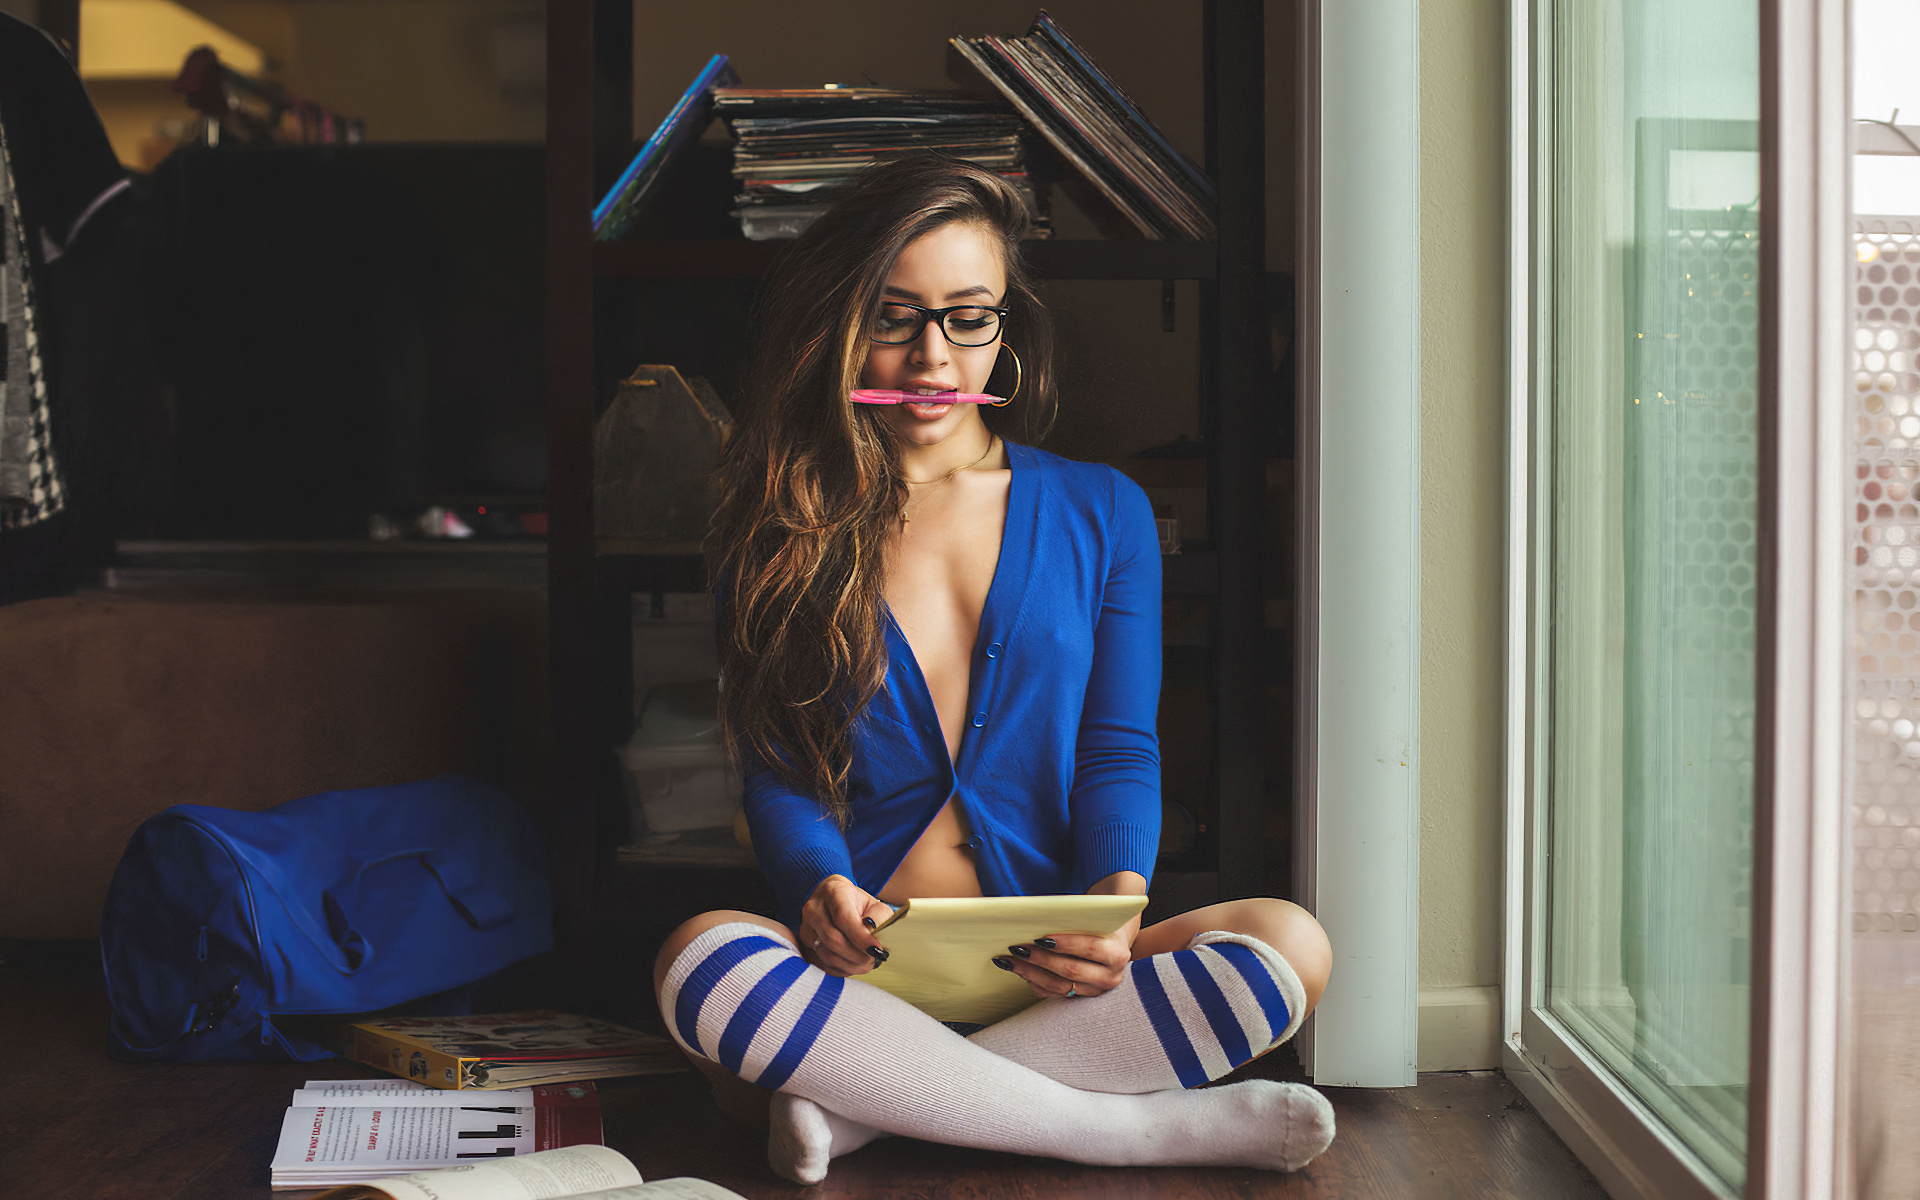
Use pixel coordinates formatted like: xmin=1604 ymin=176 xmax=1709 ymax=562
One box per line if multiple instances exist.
xmin=860 ymin=894 xmax=1149 ymax=1024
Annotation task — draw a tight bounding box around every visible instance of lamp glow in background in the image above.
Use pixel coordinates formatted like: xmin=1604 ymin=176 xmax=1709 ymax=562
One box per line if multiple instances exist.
xmin=77 ymin=0 xmax=266 ymax=79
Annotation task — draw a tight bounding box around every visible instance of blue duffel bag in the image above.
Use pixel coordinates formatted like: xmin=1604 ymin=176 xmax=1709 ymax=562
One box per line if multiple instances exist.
xmin=101 ymin=774 xmax=552 ymax=1062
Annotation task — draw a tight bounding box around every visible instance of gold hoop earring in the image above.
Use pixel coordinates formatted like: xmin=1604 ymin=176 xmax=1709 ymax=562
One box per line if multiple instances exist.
xmin=991 ymin=344 xmax=1021 ymax=406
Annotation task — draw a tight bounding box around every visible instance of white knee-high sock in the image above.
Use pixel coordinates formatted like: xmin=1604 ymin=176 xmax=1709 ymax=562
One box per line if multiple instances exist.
xmin=773 ymin=929 xmax=1313 ymax=1167
xmin=971 ymin=929 xmax=1308 ymax=1093
xmin=659 ymin=923 xmax=1334 ymax=1184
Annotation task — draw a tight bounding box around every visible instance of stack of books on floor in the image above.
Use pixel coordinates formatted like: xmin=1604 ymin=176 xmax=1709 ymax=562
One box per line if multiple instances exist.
xmin=950 ymin=11 xmax=1216 ymax=240
xmin=268 ymin=1079 xmax=606 ymax=1189
xmin=712 ymin=87 xmax=1049 ymax=241
xmin=316 ymin=1009 xmax=688 ymax=1090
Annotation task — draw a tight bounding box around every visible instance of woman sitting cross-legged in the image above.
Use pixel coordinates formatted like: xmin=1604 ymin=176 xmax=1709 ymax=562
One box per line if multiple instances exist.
xmin=652 ymin=153 xmax=1335 ymax=1185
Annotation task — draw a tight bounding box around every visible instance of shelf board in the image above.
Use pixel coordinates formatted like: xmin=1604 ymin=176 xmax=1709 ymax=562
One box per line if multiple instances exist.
xmin=593 ymin=239 xmax=1218 ymax=281
xmin=1026 ymin=240 xmax=1217 ymax=280
xmin=617 ymin=832 xmax=757 ymax=870
xmin=105 ymin=539 xmax=547 ymax=592
xmin=597 ymin=540 xmax=705 ymax=557
xmin=593 ymin=551 xmax=1207 ymax=600
xmin=592 ymin=548 xmax=1206 ymax=599
xmin=593 ymin=240 xmax=772 ymax=278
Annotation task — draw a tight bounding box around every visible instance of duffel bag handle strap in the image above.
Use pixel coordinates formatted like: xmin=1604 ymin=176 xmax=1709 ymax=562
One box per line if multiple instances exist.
xmin=411 ymin=849 xmax=515 ymax=930
xmin=107 ymin=976 xmax=245 ymax=1055
xmin=321 ymin=849 xmax=518 ymax=971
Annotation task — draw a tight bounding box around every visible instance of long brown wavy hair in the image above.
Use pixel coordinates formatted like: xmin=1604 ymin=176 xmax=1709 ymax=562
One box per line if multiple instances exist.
xmin=711 ymin=154 xmax=1058 ymax=826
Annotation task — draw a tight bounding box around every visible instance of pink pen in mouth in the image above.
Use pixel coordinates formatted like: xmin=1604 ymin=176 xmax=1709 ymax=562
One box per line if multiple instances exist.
xmin=848 ymin=386 xmax=1002 ymax=409
xmin=897 ymin=380 xmax=957 ymax=419
xmin=902 ymin=400 xmax=955 ymax=420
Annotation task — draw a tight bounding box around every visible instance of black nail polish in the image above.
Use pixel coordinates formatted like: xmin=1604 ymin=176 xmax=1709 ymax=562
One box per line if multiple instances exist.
xmin=867 ymin=946 xmax=889 ymax=965
xmin=1008 ymin=944 xmax=1032 ymax=959
xmin=1034 ymin=938 xmax=1057 ymax=950
xmin=864 ymin=917 xmax=877 ymax=930
xmin=992 ymin=956 xmax=1016 ymax=971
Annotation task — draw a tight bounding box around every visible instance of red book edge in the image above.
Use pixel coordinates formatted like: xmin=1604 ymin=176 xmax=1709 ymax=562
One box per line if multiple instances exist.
xmin=534 ymin=1105 xmax=606 ymax=1151
xmin=529 ymin=1082 xmax=601 ymax=1107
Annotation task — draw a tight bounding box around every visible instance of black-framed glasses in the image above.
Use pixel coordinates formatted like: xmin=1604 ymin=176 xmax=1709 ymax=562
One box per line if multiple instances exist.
xmin=868 ymin=302 xmax=1009 ymax=347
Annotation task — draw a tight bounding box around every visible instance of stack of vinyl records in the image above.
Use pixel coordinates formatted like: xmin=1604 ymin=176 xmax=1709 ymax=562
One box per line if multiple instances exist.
xmin=950 ymin=12 xmax=1216 ymax=240
xmin=714 ymin=88 xmax=1049 ymax=241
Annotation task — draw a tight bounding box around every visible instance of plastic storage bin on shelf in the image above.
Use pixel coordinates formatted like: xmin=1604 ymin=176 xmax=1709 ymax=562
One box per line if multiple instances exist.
xmin=617 ymin=679 xmax=739 ymax=834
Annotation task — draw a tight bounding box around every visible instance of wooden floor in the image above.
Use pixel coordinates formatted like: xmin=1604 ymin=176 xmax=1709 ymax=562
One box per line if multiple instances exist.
xmin=4 ymin=940 xmax=1608 ymax=1199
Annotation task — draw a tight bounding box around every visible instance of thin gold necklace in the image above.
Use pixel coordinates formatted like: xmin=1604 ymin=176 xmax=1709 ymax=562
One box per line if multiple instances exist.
xmin=901 ymin=434 xmax=998 ymax=523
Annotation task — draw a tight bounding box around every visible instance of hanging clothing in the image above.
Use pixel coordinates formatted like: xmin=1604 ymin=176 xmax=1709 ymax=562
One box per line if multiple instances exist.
xmin=0 ymin=117 xmax=61 ymax=527
xmin=0 ymin=14 xmax=145 ymax=601
xmin=0 ymin=17 xmax=128 ymax=256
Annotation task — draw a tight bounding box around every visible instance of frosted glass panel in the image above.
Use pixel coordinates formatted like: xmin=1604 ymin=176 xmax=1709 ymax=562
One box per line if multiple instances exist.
xmin=1850 ymin=219 xmax=1920 ymax=1200
xmin=1850 ymin=5 xmax=1920 ymax=1195
xmin=1542 ymin=0 xmax=1757 ymax=1189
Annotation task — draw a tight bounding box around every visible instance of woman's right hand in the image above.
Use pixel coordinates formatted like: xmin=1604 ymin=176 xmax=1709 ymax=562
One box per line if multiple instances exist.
xmin=799 ymin=875 xmax=894 ymax=975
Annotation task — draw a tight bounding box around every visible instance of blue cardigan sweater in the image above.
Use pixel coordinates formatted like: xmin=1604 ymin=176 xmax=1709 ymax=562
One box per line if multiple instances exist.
xmin=742 ymin=441 xmax=1163 ymax=929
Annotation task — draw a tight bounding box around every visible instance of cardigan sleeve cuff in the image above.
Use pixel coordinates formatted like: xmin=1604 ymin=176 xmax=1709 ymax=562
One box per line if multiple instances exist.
xmin=1076 ymin=820 xmax=1159 ymax=891
xmin=769 ymin=841 xmax=857 ymax=910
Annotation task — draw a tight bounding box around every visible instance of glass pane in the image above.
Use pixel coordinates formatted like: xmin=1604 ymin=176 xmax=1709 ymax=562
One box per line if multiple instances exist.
xmin=1543 ymin=0 xmax=1758 ymax=1188
xmin=1849 ymin=6 xmax=1920 ymax=1198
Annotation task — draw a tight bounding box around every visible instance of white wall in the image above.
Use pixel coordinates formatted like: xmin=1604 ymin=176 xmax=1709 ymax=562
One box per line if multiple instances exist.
xmin=1417 ymin=0 xmax=1510 ymax=1071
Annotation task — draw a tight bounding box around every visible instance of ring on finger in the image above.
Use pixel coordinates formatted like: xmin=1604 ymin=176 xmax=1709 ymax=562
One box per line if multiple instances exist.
xmin=1065 ymin=984 xmax=1078 ymax=998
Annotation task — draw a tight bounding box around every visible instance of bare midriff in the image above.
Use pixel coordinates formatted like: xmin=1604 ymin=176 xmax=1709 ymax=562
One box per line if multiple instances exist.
xmin=877 ymin=797 xmax=983 ymax=905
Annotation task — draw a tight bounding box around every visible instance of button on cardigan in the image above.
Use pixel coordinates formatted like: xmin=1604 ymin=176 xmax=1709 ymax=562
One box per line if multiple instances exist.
xmin=741 ymin=441 xmax=1163 ymax=930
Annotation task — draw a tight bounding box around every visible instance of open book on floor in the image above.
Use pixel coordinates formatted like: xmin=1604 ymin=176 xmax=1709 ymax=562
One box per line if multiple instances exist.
xmin=862 ymin=893 xmax=1149 ymax=1024
xmin=308 ymin=1145 xmax=743 ymax=1200
xmin=270 ymin=1080 xmax=606 ymax=1190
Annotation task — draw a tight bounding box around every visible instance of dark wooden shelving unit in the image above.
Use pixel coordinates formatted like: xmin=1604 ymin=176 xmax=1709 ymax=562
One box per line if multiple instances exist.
xmin=544 ymin=0 xmax=1271 ymax=941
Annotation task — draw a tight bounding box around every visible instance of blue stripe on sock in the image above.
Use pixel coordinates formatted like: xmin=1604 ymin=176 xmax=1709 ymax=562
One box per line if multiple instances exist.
xmin=1174 ymin=949 xmax=1253 ymax=1069
xmin=754 ymin=972 xmax=844 ymax=1091
xmin=1209 ymin=941 xmax=1292 ymax=1044
xmin=716 ymin=955 xmax=809 ymax=1074
xmin=1131 ymin=957 xmax=1208 ymax=1089
xmin=673 ymin=934 xmax=786 ymax=1057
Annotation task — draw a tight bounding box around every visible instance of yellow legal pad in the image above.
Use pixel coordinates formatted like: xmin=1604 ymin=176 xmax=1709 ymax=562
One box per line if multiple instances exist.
xmin=860 ymin=894 xmax=1150 ymax=1025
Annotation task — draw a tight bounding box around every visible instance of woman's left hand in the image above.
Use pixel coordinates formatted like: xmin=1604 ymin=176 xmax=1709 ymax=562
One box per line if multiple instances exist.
xmin=996 ymin=929 xmax=1134 ymax=999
